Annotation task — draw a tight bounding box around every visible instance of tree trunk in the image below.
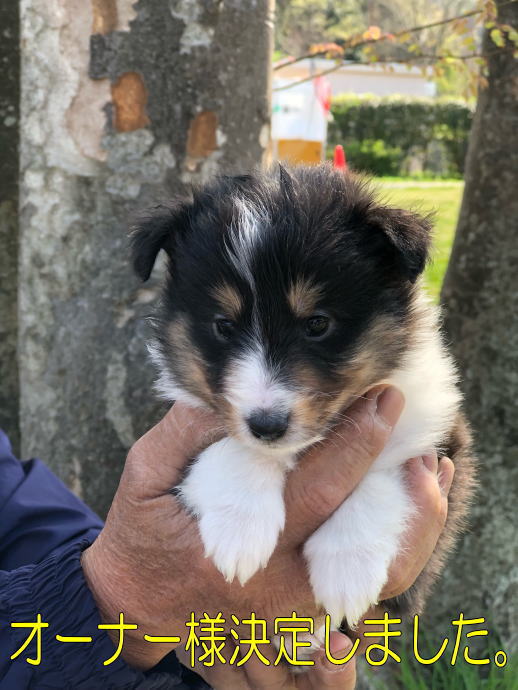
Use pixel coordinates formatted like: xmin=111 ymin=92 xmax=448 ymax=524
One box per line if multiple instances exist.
xmin=19 ymin=0 xmax=273 ymax=517
xmin=0 ymin=2 xmax=20 ymax=453
xmin=439 ymin=0 xmax=518 ymax=650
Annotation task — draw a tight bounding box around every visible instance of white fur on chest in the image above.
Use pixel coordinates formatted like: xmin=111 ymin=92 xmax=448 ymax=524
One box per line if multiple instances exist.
xmin=178 ymin=304 xmax=460 ymax=626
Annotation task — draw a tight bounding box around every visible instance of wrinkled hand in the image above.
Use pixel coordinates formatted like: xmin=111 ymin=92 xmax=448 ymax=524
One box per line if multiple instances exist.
xmin=81 ymin=385 xmax=452 ymax=683
xmin=177 ymin=628 xmax=359 ymax=690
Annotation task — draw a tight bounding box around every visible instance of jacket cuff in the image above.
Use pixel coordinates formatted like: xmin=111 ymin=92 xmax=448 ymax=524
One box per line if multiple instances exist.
xmin=2 ymin=539 xmax=186 ymax=689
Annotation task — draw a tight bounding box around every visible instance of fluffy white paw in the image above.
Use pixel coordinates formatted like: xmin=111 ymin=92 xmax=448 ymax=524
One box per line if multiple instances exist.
xmin=199 ymin=505 xmax=284 ymax=585
xmin=178 ymin=436 xmax=289 ymax=586
xmin=304 ymin=467 xmax=414 ymax=627
xmin=305 ymin=542 xmax=391 ymax=628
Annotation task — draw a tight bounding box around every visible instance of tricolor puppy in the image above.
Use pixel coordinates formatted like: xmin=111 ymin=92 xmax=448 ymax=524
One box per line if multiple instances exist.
xmin=131 ymin=164 xmax=475 ymax=631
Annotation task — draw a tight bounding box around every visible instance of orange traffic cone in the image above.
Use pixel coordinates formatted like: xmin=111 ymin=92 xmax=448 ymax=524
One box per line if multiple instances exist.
xmin=333 ymin=145 xmax=347 ymax=170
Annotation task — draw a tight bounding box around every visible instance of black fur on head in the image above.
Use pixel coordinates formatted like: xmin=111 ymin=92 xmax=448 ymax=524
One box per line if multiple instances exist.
xmin=130 ymin=164 xmax=432 ymax=450
xmin=131 ymin=165 xmax=431 ymax=285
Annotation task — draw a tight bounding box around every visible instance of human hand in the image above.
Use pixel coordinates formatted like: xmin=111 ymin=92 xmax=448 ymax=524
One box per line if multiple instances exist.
xmin=81 ymin=385 xmax=405 ymax=670
xmin=176 ymin=628 xmax=359 ymax=689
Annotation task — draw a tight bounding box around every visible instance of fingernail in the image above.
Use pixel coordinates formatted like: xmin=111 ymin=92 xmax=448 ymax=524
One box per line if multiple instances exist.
xmin=438 ymin=457 xmax=455 ymax=495
xmin=322 ymin=635 xmax=353 ymax=673
xmin=364 ymin=384 xmax=388 ymax=417
xmin=375 ymin=386 xmax=405 ymax=428
xmin=421 ymin=452 xmax=438 ymax=473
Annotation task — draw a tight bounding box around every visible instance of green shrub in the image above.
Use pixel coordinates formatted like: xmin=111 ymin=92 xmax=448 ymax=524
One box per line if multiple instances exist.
xmin=329 ymin=95 xmax=474 ymax=177
xmin=343 ymin=139 xmax=403 ymax=176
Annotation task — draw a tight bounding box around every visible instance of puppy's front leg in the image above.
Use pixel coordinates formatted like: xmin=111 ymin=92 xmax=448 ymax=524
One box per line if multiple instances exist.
xmin=179 ymin=438 xmax=289 ymax=585
xmin=304 ymin=466 xmax=415 ymax=628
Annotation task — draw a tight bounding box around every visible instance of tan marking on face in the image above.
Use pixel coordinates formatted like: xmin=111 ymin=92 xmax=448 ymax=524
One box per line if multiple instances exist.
xmin=212 ymin=283 xmax=243 ymax=320
xmin=287 ymin=279 xmax=323 ymax=319
xmin=343 ymin=315 xmax=409 ymax=383
xmin=286 ymin=363 xmax=340 ymax=438
xmin=167 ymin=316 xmax=249 ymax=436
xmin=167 ymin=318 xmax=213 ymax=405
xmin=325 ymin=314 xmax=409 ymax=419
xmin=288 ymin=313 xmax=410 ymax=437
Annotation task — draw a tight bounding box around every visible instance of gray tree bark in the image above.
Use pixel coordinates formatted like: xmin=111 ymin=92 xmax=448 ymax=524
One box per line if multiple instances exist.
xmin=19 ymin=0 xmax=273 ymax=517
xmin=0 ymin=2 xmax=20 ymax=453
xmin=438 ymin=0 xmax=518 ymax=651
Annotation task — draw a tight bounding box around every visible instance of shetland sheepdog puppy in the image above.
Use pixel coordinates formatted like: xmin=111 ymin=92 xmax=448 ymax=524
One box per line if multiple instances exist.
xmin=131 ymin=164 xmax=475 ymax=638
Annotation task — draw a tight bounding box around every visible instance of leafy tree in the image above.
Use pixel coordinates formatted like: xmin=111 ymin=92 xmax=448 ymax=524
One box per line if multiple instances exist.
xmin=438 ymin=0 xmax=518 ymax=650
xmin=274 ymin=0 xmax=516 ymax=98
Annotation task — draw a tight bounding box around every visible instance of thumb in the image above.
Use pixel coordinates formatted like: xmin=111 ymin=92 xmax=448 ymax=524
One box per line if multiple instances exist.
xmin=124 ymin=402 xmax=223 ymax=496
xmin=310 ymin=632 xmax=357 ymax=689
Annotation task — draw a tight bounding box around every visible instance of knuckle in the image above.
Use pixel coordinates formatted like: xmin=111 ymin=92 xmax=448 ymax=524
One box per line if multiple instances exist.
xmin=299 ymin=480 xmax=344 ymax=522
xmin=125 ymin=443 xmax=141 ymax=467
xmin=120 ymin=449 xmax=144 ymax=486
xmin=126 ymin=438 xmax=150 ymax=472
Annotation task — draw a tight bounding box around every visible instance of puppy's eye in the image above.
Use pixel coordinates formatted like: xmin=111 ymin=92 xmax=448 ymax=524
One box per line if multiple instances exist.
xmin=305 ymin=314 xmax=331 ymax=339
xmin=213 ymin=318 xmax=235 ymax=341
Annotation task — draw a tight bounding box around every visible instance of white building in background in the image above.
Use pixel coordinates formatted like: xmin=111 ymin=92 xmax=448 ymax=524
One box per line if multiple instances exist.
xmin=272 ymin=76 xmax=331 ymax=164
xmin=275 ymin=58 xmax=436 ymax=98
xmin=271 ymin=58 xmax=436 ymax=165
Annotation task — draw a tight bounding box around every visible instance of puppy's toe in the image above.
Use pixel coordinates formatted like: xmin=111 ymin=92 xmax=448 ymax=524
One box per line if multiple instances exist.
xmin=307 ymin=547 xmax=389 ymax=628
xmin=199 ymin=510 xmax=282 ymax=585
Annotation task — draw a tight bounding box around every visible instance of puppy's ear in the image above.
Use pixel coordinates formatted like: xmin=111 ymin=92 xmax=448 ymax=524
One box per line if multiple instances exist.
xmin=367 ymin=207 xmax=432 ymax=283
xmin=279 ymin=163 xmax=295 ymax=200
xmin=130 ymin=201 xmax=190 ymax=281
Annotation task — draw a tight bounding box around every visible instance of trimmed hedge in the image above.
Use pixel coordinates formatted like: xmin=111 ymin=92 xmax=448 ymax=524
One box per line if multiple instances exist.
xmin=329 ymin=95 xmax=474 ymax=177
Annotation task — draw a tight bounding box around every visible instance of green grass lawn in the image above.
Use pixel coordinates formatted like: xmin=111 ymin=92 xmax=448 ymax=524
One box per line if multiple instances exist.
xmin=360 ymin=627 xmax=516 ymax=690
xmin=377 ymin=180 xmax=464 ymax=301
xmin=366 ymin=650 xmax=518 ymax=690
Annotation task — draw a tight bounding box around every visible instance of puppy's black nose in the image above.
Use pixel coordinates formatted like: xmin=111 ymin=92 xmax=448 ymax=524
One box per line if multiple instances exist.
xmin=247 ymin=409 xmax=290 ymax=442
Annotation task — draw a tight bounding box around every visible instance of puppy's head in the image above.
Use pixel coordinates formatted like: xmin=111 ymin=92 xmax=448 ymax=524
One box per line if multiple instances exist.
xmin=132 ymin=165 xmax=431 ymax=453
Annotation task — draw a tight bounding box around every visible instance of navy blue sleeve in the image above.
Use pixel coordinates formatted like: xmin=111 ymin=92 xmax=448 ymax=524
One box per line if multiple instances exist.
xmin=0 ymin=540 xmax=189 ymax=689
xmin=0 ymin=429 xmax=102 ymax=571
xmin=0 ymin=431 xmax=203 ymax=689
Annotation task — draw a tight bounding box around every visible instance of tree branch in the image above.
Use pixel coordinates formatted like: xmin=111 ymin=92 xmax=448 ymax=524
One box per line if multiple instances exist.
xmin=272 ymin=47 xmax=515 ymax=92
xmin=273 ymin=8 xmax=483 ymax=72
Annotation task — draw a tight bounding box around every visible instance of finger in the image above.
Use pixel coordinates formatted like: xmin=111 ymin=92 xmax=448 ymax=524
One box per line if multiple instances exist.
xmin=241 ymin=642 xmax=296 ymax=689
xmin=176 ymin=638 xmax=252 ymax=690
xmin=421 ymin=451 xmax=439 ymax=474
xmin=282 ymin=386 xmax=405 ymax=548
xmin=125 ymin=402 xmax=223 ymax=494
xmin=438 ymin=456 xmax=455 ymax=496
xmin=310 ymin=632 xmax=357 ymax=689
xmin=381 ymin=453 xmax=452 ymax=600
